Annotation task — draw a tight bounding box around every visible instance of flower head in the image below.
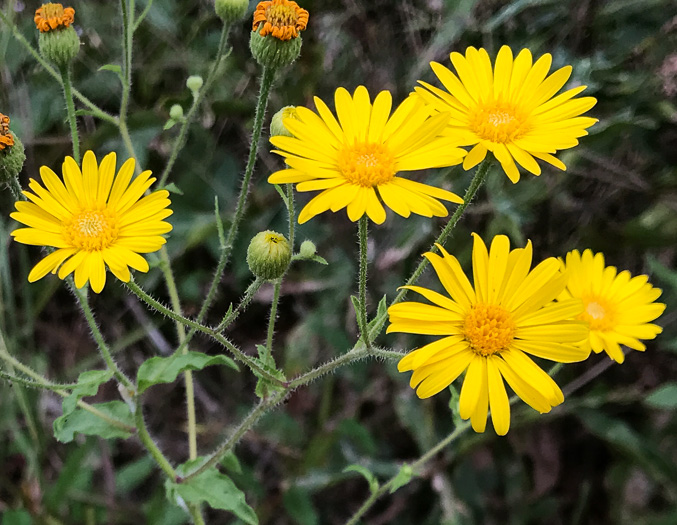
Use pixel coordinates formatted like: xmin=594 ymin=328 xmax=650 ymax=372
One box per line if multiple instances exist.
xmin=559 ymin=249 xmax=665 ymax=363
xmin=268 ymin=86 xmax=466 ymax=224
xmin=34 ymin=3 xmax=75 ymax=32
xmin=252 ymin=0 xmax=308 ymax=41
xmin=247 ymin=230 xmax=292 ymax=280
xmin=0 ymin=113 xmax=15 ymax=151
xmin=415 ymin=46 xmax=597 ymax=183
xmin=388 ymin=234 xmax=589 ymax=435
xmin=10 ymin=151 xmax=173 ymax=293
xmin=0 ymin=113 xmax=26 ymax=183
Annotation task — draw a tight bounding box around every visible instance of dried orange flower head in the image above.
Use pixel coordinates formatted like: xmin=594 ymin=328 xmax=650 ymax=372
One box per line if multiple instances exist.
xmin=253 ymin=0 xmax=308 ymax=41
xmin=34 ymin=3 xmax=75 ymax=32
xmin=0 ymin=113 xmax=15 ymax=151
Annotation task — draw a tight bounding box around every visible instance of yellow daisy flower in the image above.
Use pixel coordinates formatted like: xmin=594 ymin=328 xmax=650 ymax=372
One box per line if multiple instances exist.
xmin=415 ymin=46 xmax=598 ymax=183
xmin=268 ymin=86 xmax=466 ymax=224
xmin=559 ymin=249 xmax=666 ymax=363
xmin=387 ymin=234 xmax=589 ymax=435
xmin=10 ymin=151 xmax=173 ymax=293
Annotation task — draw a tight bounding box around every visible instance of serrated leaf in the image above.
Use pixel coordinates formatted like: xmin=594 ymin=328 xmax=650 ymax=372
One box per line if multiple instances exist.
xmin=137 ymin=352 xmax=238 ymax=393
xmin=163 ymin=182 xmax=184 ymax=195
xmin=645 ymin=383 xmax=677 ymax=409
xmin=53 ymin=401 xmax=134 ymax=443
xmin=167 ymin=459 xmax=258 ymax=524
xmin=389 ymin=464 xmax=414 ymax=494
xmin=62 ymin=369 xmax=114 ymax=416
xmin=343 ymin=464 xmax=379 ymax=494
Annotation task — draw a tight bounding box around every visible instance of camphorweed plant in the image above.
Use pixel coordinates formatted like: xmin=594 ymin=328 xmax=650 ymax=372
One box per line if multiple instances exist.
xmin=0 ymin=1 xmax=670 ymax=524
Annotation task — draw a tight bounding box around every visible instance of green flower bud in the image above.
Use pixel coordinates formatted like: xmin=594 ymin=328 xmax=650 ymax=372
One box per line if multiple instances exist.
xmin=250 ymin=29 xmax=302 ymax=69
xmin=186 ymin=75 xmax=204 ymax=94
xmin=38 ymin=25 xmax=80 ymax=68
xmin=270 ymin=106 xmax=298 ymax=138
xmin=299 ymin=240 xmax=316 ymax=259
xmin=0 ymin=132 xmax=26 ymax=184
xmin=215 ymin=0 xmax=249 ymax=23
xmin=169 ymin=104 xmax=184 ymax=120
xmin=0 ymin=114 xmax=25 ymax=185
xmin=247 ymin=230 xmax=291 ymax=280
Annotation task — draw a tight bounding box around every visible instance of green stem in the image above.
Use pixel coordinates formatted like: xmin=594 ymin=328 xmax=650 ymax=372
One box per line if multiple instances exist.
xmin=158 ymin=24 xmax=232 ymax=187
xmin=159 ymin=250 xmax=197 ymax=460
xmin=181 ymin=395 xmax=283 ymax=483
xmin=70 ymin=283 xmax=134 ymax=389
xmin=132 ymin=0 xmax=153 ymax=32
xmin=60 ymin=66 xmax=80 ymax=163
xmin=187 ymin=506 xmax=206 ymax=525
xmin=167 ymin=64 xmax=277 ymax=355
xmin=134 ymin=398 xmax=177 ymax=480
xmin=394 ymin=158 xmax=492 ymax=305
xmin=215 ymin=278 xmax=264 ymax=332
xmin=0 ymin=10 xmax=117 ymax=125
xmin=118 ymin=0 xmax=140 ymax=173
xmin=286 ymin=183 xmax=295 ymax=249
xmin=222 ymin=66 xmax=276 ymax=260
xmin=265 ymin=280 xmax=281 ymax=357
xmin=288 ymin=345 xmax=369 ymax=389
xmin=357 ymin=216 xmax=370 ymax=348
xmin=0 ymin=330 xmax=134 ymax=433
xmin=0 ymin=369 xmax=82 ymax=392
xmin=358 ymin=159 xmax=493 ymax=343
xmin=344 ymin=361 xmax=565 ymax=525
xmin=126 ymin=280 xmax=285 ymax=385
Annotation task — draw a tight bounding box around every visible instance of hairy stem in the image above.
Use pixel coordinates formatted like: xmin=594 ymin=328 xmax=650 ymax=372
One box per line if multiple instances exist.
xmin=158 ymin=24 xmax=232 ymax=187
xmin=60 ymin=66 xmax=80 ymax=163
xmin=357 ymin=216 xmax=371 ymax=348
xmin=70 ymin=283 xmax=134 ymax=389
xmin=126 ymin=280 xmax=285 ymax=385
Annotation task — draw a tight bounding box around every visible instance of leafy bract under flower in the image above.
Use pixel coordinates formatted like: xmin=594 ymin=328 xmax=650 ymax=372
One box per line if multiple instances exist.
xmin=559 ymin=249 xmax=665 ymax=363
xmin=268 ymin=86 xmax=466 ymax=224
xmin=387 ymin=234 xmax=589 ymax=435
xmin=10 ymin=151 xmax=173 ymax=293
xmin=415 ymin=46 xmax=598 ymax=183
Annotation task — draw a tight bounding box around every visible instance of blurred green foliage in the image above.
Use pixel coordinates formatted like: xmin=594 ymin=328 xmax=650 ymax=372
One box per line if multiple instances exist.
xmin=1 ymin=0 xmax=677 ymax=523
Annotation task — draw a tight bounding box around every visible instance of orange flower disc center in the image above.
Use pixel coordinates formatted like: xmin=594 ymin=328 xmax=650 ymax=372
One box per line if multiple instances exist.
xmin=338 ymin=143 xmax=396 ymax=187
xmin=253 ymin=0 xmax=309 ymax=41
xmin=34 ymin=3 xmax=75 ymax=32
xmin=0 ymin=113 xmax=14 ymax=151
xmin=64 ymin=209 xmax=119 ymax=251
xmin=579 ymin=296 xmax=616 ymax=332
xmin=464 ymin=303 xmax=516 ymax=356
xmin=469 ymin=101 xmax=530 ymax=144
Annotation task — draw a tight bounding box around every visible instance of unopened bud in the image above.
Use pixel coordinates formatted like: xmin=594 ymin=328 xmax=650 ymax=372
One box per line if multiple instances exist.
xmin=247 ymin=231 xmax=292 ymax=280
xmin=169 ymin=104 xmax=184 ymax=120
xmin=186 ymin=75 xmax=204 ymax=94
xmin=299 ymin=240 xmax=316 ymax=259
xmin=215 ymin=0 xmax=249 ymax=23
xmin=270 ymin=106 xmax=299 ymax=138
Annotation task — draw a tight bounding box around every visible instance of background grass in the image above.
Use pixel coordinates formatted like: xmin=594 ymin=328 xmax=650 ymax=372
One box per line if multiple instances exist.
xmin=1 ymin=0 xmax=677 ymax=523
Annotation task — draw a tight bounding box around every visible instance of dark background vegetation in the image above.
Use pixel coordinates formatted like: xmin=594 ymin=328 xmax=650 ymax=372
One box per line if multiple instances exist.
xmin=1 ymin=0 xmax=677 ymax=523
